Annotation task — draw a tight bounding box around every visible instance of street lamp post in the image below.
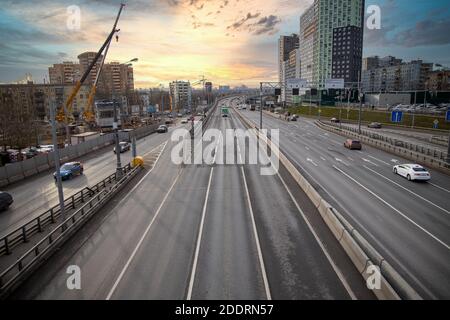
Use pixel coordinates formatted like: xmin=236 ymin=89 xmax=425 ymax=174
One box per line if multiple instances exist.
xmin=357 ymin=72 xmax=362 ymax=135
xmin=113 ymin=98 xmax=123 ymax=179
xmin=50 ymin=99 xmax=66 ymax=228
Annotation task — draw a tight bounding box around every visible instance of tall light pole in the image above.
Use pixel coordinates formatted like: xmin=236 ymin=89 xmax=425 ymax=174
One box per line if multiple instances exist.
xmin=50 ymin=98 xmax=66 ymax=228
xmin=260 ymin=82 xmax=263 ymax=130
xmin=358 ymin=72 xmax=362 ymax=134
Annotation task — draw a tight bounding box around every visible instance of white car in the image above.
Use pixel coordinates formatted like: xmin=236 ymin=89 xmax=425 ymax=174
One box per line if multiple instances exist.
xmin=181 ymin=119 xmax=188 ymax=124
xmin=393 ymin=164 xmax=431 ymax=181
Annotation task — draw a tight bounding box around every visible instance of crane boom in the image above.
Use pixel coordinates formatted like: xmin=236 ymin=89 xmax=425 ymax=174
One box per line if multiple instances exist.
xmin=56 ymin=3 xmax=126 ymax=123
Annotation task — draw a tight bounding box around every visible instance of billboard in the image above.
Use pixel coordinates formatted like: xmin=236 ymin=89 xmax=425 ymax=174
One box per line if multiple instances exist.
xmin=325 ymin=79 xmax=345 ymax=89
xmin=287 ymin=78 xmax=308 ymax=89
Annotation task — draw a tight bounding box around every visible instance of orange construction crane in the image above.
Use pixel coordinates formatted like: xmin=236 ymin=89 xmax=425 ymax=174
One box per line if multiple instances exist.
xmin=56 ymin=3 xmax=125 ymax=127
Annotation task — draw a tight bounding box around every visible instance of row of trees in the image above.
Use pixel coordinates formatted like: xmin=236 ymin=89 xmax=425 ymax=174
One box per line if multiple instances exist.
xmin=0 ymin=92 xmax=39 ymax=156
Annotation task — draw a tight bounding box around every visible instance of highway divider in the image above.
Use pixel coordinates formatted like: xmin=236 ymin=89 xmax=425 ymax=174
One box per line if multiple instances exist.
xmin=234 ymin=107 xmax=422 ymax=300
xmin=316 ymin=121 xmax=450 ymax=175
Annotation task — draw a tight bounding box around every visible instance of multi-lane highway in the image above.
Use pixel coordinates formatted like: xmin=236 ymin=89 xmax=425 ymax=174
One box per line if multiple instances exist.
xmin=10 ymin=99 xmax=376 ymax=300
xmin=0 ymin=123 xmax=177 ymax=238
xmin=240 ymin=108 xmax=450 ymax=299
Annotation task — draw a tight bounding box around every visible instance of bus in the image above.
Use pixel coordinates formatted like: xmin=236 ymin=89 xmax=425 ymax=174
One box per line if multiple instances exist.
xmin=221 ymin=107 xmax=229 ymax=117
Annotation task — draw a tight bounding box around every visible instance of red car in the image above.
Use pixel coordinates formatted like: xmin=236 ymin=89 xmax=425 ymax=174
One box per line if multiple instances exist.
xmin=344 ymin=139 xmax=362 ymax=150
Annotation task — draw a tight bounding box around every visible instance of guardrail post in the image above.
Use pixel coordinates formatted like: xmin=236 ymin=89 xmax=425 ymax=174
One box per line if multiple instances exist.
xmin=71 ymin=195 xmax=75 ymax=209
xmin=4 ymin=238 xmax=11 ymax=255
xmin=22 ymin=226 xmax=28 ymax=243
xmin=50 ymin=208 xmax=55 ymax=223
xmin=18 ymin=260 xmax=23 ymax=271
xmin=37 ymin=217 xmax=42 ymax=233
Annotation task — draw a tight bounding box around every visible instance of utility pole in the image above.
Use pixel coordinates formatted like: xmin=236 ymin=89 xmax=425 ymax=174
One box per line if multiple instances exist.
xmin=50 ymin=99 xmax=66 ymax=228
xmin=412 ymin=91 xmax=417 ymax=128
xmin=113 ymin=98 xmax=123 ymax=179
xmin=358 ymin=72 xmax=362 ymax=134
xmin=260 ymin=82 xmax=263 ymax=130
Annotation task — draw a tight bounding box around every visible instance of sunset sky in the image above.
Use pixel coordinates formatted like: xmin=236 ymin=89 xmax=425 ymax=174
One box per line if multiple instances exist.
xmin=0 ymin=0 xmax=449 ymax=88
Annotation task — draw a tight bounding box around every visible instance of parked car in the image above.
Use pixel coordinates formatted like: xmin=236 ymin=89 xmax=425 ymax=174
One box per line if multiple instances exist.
xmin=114 ymin=141 xmax=131 ymax=153
xmin=177 ymin=113 xmax=183 ymax=118
xmin=181 ymin=119 xmax=188 ymax=124
xmin=344 ymin=139 xmax=362 ymax=150
xmin=393 ymin=164 xmax=431 ymax=181
xmin=54 ymin=162 xmax=84 ymax=181
xmin=165 ymin=119 xmax=173 ymax=125
xmin=157 ymin=125 xmax=168 ymax=133
xmin=0 ymin=191 xmax=13 ymax=211
xmin=289 ymin=116 xmax=297 ymax=121
xmin=368 ymin=122 xmax=382 ymax=129
xmin=330 ymin=117 xmax=340 ymax=123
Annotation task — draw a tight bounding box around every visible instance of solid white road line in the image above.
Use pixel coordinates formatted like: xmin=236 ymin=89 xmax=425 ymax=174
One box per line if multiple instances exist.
xmin=186 ymin=166 xmax=214 ymax=300
xmin=106 ymin=165 xmax=182 ymax=300
xmin=186 ymin=132 xmax=222 ymax=300
xmin=428 ymin=182 xmax=450 ymax=194
xmin=237 ymin=143 xmax=272 ymax=300
xmin=276 ymin=171 xmax=357 ymax=300
xmin=333 ymin=165 xmax=450 ymax=250
xmin=366 ymin=155 xmax=392 ymax=166
xmin=363 ymin=165 xmax=450 ymax=215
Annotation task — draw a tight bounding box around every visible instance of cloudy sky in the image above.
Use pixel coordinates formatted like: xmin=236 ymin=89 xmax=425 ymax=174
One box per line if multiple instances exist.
xmin=0 ymin=0 xmax=449 ymax=88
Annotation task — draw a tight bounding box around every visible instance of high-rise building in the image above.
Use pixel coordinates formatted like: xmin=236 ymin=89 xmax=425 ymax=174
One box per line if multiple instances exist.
xmin=169 ymin=81 xmax=192 ymax=111
xmin=48 ymin=62 xmax=83 ymax=85
xmin=285 ymin=49 xmax=301 ymax=105
xmin=77 ymin=52 xmax=103 ymax=86
xmin=278 ymin=34 xmax=299 ymax=83
xmin=362 ymin=59 xmax=433 ymax=92
xmin=426 ymin=70 xmax=450 ymax=91
xmin=205 ymin=82 xmax=213 ymax=93
xmin=300 ymin=0 xmax=365 ymax=88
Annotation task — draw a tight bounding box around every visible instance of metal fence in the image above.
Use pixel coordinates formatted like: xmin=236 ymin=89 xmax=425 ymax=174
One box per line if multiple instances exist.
xmin=0 ymin=123 xmax=161 ymax=187
xmin=327 ymin=122 xmax=448 ymax=161
xmin=0 ymin=163 xmax=141 ymax=296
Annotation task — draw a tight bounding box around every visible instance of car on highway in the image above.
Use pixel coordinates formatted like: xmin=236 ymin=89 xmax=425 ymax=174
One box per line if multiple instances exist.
xmin=344 ymin=139 xmax=362 ymax=150
xmin=157 ymin=125 xmax=168 ymax=133
xmin=393 ymin=164 xmax=431 ymax=181
xmin=54 ymin=162 xmax=84 ymax=181
xmin=368 ymin=122 xmax=382 ymax=129
xmin=114 ymin=141 xmax=131 ymax=153
xmin=330 ymin=117 xmax=340 ymax=123
xmin=0 ymin=191 xmax=13 ymax=211
xmin=289 ymin=116 xmax=297 ymax=121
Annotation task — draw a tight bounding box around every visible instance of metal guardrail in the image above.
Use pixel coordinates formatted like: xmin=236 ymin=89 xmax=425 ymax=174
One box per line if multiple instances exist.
xmin=0 ymin=164 xmax=132 ymax=257
xmin=0 ymin=163 xmax=141 ymax=296
xmin=327 ymin=122 xmax=448 ymax=161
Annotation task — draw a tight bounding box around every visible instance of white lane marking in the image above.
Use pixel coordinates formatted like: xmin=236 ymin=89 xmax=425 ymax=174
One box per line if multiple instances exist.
xmin=333 ymin=165 xmax=450 ymax=250
xmin=363 ymin=165 xmax=450 ymax=215
xmin=276 ymin=170 xmax=356 ymax=300
xmin=428 ymin=182 xmax=450 ymax=194
xmin=237 ymin=143 xmax=272 ymax=300
xmin=366 ymin=155 xmax=391 ymax=166
xmin=347 ymin=157 xmax=354 ymax=161
xmin=320 ymin=157 xmax=327 ymax=161
xmin=106 ymin=165 xmax=182 ymax=300
xmin=305 ymin=146 xmax=310 ymax=151
xmin=187 ymin=133 xmax=222 ymax=299
xmin=362 ymin=158 xmax=379 ymax=167
xmin=391 ymin=159 xmax=399 ymax=164
xmin=186 ymin=166 xmax=214 ymax=300
xmin=335 ymin=158 xmax=349 ymax=166
xmin=307 ymin=158 xmax=318 ymax=167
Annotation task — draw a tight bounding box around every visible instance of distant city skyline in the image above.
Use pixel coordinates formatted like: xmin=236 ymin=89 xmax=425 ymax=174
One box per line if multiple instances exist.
xmin=0 ymin=0 xmax=449 ymax=88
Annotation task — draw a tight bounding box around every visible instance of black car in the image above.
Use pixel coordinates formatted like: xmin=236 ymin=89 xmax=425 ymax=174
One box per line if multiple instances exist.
xmin=0 ymin=191 xmax=13 ymax=211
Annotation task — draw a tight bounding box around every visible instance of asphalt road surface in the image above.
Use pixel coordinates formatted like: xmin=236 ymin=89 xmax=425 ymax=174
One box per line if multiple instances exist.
xmin=11 ymin=100 xmax=373 ymax=300
xmin=240 ymin=108 xmax=450 ymax=299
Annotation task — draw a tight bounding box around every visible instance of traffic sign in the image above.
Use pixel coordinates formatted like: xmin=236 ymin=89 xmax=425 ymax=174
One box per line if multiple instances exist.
xmin=287 ymin=78 xmax=308 ymax=89
xmin=325 ymin=78 xmax=345 ymax=89
xmin=446 ymin=110 xmax=450 ymax=122
xmin=391 ymin=111 xmax=403 ymax=123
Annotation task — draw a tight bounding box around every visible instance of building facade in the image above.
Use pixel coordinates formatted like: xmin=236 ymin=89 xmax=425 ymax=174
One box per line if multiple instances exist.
xmin=285 ymin=49 xmax=301 ymax=105
xmin=278 ymin=34 xmax=299 ymax=83
xmin=362 ymin=59 xmax=433 ymax=92
xmin=169 ymin=81 xmax=192 ymax=111
xmin=300 ymin=0 xmax=365 ymax=88
xmin=426 ymin=70 xmax=450 ymax=91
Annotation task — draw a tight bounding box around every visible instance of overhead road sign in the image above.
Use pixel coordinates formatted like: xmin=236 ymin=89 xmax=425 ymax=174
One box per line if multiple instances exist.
xmin=287 ymin=78 xmax=308 ymax=89
xmin=325 ymin=78 xmax=345 ymax=89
